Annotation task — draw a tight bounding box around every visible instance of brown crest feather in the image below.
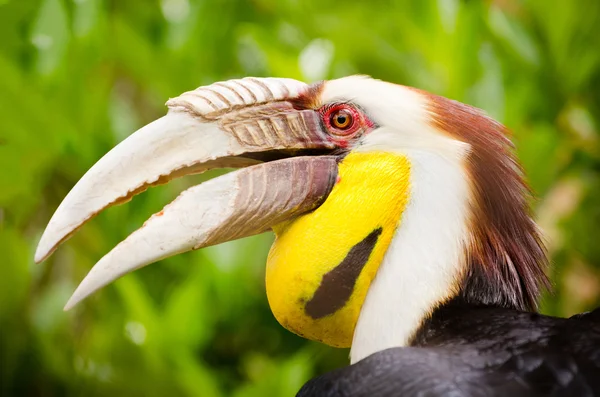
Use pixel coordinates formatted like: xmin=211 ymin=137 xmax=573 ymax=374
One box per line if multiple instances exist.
xmin=426 ymin=94 xmax=550 ymax=311
xmin=291 ymin=81 xmax=325 ymax=110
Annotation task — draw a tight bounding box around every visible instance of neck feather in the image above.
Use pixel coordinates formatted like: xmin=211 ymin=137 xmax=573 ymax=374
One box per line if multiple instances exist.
xmin=427 ymin=94 xmax=549 ymax=311
xmin=349 ymin=86 xmax=549 ymax=363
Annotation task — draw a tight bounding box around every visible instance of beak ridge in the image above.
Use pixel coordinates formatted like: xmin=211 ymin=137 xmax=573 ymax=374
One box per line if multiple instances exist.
xmin=36 ymin=77 xmax=332 ymax=263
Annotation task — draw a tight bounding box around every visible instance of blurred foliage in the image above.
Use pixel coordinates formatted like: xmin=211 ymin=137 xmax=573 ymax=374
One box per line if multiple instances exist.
xmin=1 ymin=0 xmax=600 ymax=396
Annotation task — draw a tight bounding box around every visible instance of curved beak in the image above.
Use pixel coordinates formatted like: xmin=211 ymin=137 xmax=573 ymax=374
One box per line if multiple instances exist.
xmin=35 ymin=77 xmax=338 ymax=310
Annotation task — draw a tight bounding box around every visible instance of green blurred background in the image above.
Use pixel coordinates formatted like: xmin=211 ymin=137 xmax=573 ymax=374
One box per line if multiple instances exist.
xmin=1 ymin=0 xmax=600 ymax=396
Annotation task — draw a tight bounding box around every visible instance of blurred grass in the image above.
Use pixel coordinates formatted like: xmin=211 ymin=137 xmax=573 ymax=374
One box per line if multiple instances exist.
xmin=1 ymin=0 xmax=600 ymax=396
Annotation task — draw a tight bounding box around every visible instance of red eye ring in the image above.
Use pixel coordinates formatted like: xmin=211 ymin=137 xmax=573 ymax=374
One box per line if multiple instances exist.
xmin=322 ymin=104 xmax=362 ymax=137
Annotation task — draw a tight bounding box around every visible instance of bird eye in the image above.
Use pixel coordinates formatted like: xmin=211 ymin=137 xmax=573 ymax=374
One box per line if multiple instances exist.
xmin=330 ymin=109 xmax=353 ymax=130
xmin=322 ymin=104 xmax=363 ymax=138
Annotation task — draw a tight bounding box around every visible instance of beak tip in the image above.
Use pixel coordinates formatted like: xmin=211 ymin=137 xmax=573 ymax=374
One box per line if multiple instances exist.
xmin=64 ymin=282 xmax=92 ymax=311
xmin=61 ymin=249 xmax=131 ymax=311
xmin=34 ymin=242 xmax=51 ymax=264
xmin=35 ymin=228 xmax=59 ymax=264
xmin=63 ymin=297 xmax=80 ymax=311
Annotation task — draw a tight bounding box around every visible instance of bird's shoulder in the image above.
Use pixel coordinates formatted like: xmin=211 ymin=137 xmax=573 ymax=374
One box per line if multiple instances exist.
xmin=298 ymin=305 xmax=600 ymax=397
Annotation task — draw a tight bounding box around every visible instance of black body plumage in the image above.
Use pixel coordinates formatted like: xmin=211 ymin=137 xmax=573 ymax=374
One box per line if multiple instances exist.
xmin=298 ymin=299 xmax=600 ymax=397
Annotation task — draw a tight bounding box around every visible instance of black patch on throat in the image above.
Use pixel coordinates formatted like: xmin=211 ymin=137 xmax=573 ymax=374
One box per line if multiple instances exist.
xmin=304 ymin=227 xmax=383 ymax=319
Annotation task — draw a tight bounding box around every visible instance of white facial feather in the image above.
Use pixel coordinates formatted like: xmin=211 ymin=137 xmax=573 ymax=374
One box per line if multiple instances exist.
xmin=321 ymin=76 xmax=472 ymax=363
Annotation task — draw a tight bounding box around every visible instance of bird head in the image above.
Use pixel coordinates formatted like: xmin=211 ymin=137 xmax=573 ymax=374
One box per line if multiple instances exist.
xmin=36 ymin=76 xmax=548 ymax=363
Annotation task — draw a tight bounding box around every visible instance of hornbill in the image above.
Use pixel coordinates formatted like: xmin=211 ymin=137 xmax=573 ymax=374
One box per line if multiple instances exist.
xmin=36 ymin=76 xmax=600 ymax=396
